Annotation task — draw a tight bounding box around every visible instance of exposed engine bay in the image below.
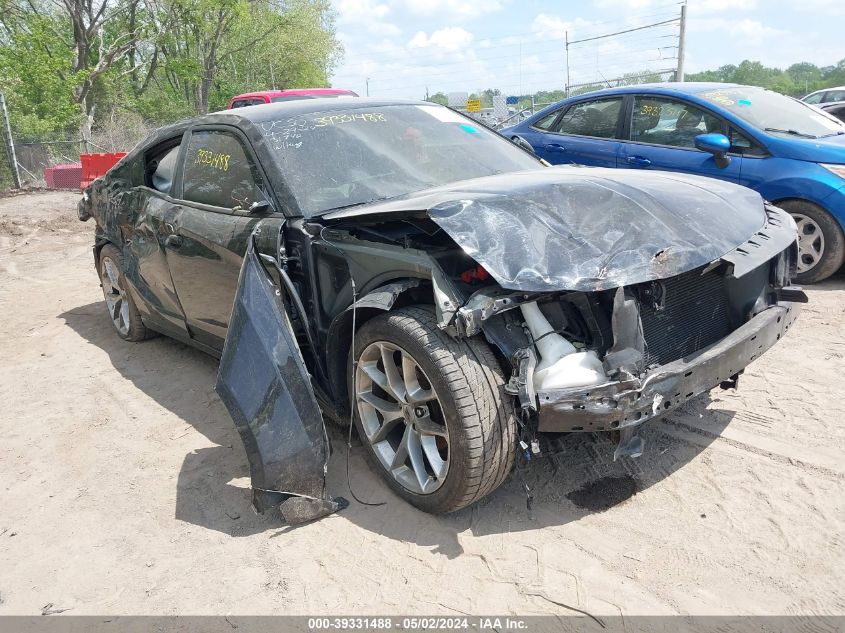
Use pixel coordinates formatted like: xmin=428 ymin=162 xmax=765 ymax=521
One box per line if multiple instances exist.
xmin=314 ymin=197 xmax=805 ymax=463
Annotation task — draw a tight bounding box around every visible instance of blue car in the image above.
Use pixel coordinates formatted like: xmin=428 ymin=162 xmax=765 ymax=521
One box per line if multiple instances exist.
xmin=501 ymin=83 xmax=845 ymax=283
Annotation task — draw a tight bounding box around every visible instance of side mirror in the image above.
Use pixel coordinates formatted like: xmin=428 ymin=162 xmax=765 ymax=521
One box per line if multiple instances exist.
xmin=695 ymin=133 xmax=731 ymax=169
xmin=510 ymin=135 xmax=536 ymax=154
xmin=249 ymin=198 xmax=273 ymax=214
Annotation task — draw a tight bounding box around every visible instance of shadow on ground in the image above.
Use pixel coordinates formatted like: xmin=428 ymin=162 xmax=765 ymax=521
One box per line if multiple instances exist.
xmin=805 ymin=267 xmax=845 ymax=293
xmin=62 ymin=300 xmax=733 ymax=553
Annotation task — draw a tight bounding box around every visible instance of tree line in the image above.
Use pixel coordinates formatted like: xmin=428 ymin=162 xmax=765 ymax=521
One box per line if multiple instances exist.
xmin=0 ymin=0 xmax=342 ymax=144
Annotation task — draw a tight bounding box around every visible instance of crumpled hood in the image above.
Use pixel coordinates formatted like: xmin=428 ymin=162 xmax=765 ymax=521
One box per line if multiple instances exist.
xmin=325 ymin=166 xmax=768 ymax=292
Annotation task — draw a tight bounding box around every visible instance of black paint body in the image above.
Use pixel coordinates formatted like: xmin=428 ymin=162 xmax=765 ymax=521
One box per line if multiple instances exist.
xmin=79 ymin=98 xmax=805 ymax=512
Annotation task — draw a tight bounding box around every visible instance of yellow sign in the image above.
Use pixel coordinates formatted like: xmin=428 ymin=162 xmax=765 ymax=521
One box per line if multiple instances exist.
xmin=466 ymin=99 xmax=481 ymax=112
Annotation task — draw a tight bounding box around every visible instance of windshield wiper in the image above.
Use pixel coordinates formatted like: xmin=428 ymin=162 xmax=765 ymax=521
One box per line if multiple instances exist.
xmin=315 ymin=194 xmax=402 ymax=216
xmin=764 ymin=127 xmax=817 ymax=139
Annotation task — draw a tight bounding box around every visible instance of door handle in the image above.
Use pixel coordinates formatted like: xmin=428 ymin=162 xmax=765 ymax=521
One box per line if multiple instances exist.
xmin=165 ymin=234 xmax=183 ymax=249
xmin=544 ymin=143 xmax=566 ymax=153
xmin=626 ymin=156 xmax=652 ymax=167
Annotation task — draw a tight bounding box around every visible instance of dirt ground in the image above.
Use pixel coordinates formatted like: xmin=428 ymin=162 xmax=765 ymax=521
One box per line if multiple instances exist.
xmin=1 ymin=191 xmax=844 ymax=617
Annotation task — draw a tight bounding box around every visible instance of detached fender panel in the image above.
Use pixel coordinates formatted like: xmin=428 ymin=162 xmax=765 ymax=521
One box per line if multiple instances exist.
xmin=215 ymin=236 xmax=330 ymax=515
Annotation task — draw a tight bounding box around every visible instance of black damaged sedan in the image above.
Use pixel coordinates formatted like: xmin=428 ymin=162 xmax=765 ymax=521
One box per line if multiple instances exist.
xmin=79 ymin=98 xmax=805 ymax=520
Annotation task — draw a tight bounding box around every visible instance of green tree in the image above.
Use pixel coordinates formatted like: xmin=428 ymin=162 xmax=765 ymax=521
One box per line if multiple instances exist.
xmin=0 ymin=11 xmax=79 ymax=137
xmin=427 ymin=92 xmax=448 ymax=105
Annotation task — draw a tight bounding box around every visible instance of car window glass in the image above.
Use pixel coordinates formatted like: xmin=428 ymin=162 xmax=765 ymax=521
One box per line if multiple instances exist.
xmin=182 ymin=130 xmax=264 ymax=210
xmin=729 ymin=129 xmax=752 ymax=149
xmin=803 ymin=93 xmax=823 ymax=105
xmin=825 ymin=90 xmax=845 ymax=103
xmin=552 ymin=98 xmax=622 ymax=138
xmin=631 ymin=96 xmax=721 ymax=148
xmin=729 ymin=128 xmax=767 ymax=156
xmin=259 ymin=104 xmax=540 ymax=216
xmin=150 ymin=145 xmax=180 ymax=193
xmin=532 ymin=110 xmax=559 ymax=130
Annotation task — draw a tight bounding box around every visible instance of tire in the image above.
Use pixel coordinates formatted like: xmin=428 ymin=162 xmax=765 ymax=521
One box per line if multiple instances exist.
xmin=352 ymin=305 xmax=517 ymax=514
xmin=778 ymin=199 xmax=845 ymax=284
xmin=98 ymin=244 xmax=154 ymax=341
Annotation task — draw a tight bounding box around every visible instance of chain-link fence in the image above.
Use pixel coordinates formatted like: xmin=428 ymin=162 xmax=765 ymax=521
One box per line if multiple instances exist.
xmin=12 ymin=133 xmax=84 ymax=188
xmin=1 ymin=104 xmax=158 ymax=190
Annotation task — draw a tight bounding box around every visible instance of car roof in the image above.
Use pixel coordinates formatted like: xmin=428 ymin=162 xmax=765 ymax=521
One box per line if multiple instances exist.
xmin=806 ymin=86 xmax=845 ymax=95
xmin=231 ymin=88 xmax=357 ymax=100
xmin=566 ymin=82 xmax=745 ymax=99
xmin=210 ymin=97 xmax=429 ymax=123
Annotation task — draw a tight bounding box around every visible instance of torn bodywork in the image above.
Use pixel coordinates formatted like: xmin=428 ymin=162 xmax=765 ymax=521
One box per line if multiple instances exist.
xmin=215 ymin=233 xmax=345 ymax=523
xmin=321 ymin=171 xmax=806 ymax=460
xmin=82 ymin=98 xmax=809 ymax=516
xmin=460 ymin=204 xmax=805 ymax=458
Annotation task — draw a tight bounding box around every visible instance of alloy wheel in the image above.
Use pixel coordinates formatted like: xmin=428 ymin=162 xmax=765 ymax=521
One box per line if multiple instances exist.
xmin=100 ymin=256 xmax=130 ymax=336
xmin=355 ymin=341 xmax=450 ymax=495
xmin=793 ymin=212 xmax=825 ymax=273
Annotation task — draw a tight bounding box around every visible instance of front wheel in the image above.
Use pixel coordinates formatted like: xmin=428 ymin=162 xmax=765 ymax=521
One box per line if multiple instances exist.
xmin=352 ymin=306 xmax=517 ymax=514
xmin=779 ymin=200 xmax=845 ymax=284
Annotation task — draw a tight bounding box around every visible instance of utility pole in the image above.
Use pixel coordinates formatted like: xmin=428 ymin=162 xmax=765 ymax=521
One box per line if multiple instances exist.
xmin=565 ymin=31 xmax=571 ymax=98
xmin=676 ymin=2 xmax=687 ymax=82
xmin=366 ymin=77 xmax=370 ymax=97
xmin=0 ymin=92 xmax=21 ymax=189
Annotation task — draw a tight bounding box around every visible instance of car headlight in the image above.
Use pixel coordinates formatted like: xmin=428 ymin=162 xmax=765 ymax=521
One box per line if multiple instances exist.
xmin=820 ymin=163 xmax=845 ymax=180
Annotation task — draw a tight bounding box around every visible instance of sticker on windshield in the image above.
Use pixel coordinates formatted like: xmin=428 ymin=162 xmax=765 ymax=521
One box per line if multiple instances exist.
xmin=737 ymin=99 xmax=752 ymax=106
xmin=416 ymin=105 xmax=468 ymax=124
xmin=460 ymin=123 xmax=480 ymax=134
xmin=314 ymin=112 xmax=385 ymax=126
xmin=702 ymin=91 xmax=734 ymax=107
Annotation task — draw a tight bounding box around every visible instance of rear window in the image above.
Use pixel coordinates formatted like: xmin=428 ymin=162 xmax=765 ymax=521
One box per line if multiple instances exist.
xmin=553 ymin=98 xmax=623 ymax=138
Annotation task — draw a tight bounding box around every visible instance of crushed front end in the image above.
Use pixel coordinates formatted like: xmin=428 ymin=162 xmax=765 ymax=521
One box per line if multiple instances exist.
xmin=456 ymin=204 xmax=806 ymax=458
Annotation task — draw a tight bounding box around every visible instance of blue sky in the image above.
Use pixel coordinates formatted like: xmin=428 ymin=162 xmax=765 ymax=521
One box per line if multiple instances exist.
xmin=329 ymin=0 xmax=845 ymax=99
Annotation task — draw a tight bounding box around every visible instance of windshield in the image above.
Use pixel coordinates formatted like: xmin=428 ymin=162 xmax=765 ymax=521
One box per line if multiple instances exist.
xmin=258 ymin=104 xmax=541 ymax=216
xmin=700 ymin=87 xmax=845 ymax=139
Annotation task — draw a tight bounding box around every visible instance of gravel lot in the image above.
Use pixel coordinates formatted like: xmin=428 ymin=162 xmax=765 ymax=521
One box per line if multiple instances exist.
xmin=1 ymin=191 xmax=844 ymax=616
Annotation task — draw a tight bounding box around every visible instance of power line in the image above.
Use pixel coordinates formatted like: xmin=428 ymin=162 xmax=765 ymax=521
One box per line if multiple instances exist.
xmin=335 ymin=3 xmax=685 ymax=100
xmin=568 ymin=17 xmax=680 ymax=46
xmin=339 ymin=35 xmax=679 ymax=82
xmin=336 ymin=8 xmax=683 ymax=71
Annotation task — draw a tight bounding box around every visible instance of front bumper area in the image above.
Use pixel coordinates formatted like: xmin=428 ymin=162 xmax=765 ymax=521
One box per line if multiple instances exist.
xmin=536 ymin=302 xmax=801 ymax=433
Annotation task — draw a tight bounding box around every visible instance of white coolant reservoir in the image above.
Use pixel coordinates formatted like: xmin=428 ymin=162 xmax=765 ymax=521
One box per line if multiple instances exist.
xmin=520 ymin=301 xmax=607 ymax=390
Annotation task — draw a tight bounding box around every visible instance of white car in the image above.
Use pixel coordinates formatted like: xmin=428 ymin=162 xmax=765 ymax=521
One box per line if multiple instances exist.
xmin=802 ymin=86 xmax=845 ymax=106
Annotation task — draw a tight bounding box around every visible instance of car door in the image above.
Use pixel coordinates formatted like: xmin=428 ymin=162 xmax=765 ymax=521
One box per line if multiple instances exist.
xmin=620 ymin=95 xmax=742 ymax=183
xmin=214 ymin=231 xmax=341 ymax=522
xmin=532 ymin=96 xmax=625 ymax=167
xmin=120 ymin=136 xmax=191 ymax=340
xmin=164 ymin=125 xmax=284 ymax=351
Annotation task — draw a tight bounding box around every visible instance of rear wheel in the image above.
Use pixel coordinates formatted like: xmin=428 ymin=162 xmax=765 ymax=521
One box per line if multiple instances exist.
xmin=352 ymin=306 xmax=517 ymax=514
xmin=779 ymin=199 xmax=845 ymax=284
xmin=98 ymin=244 xmax=153 ymax=341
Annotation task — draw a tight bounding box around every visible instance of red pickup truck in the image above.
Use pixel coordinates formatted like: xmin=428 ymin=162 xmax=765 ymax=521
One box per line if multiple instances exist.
xmin=228 ymin=88 xmax=358 ymax=109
